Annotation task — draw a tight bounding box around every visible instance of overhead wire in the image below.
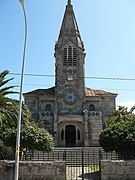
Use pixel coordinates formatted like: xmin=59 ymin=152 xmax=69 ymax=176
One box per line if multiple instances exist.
xmin=9 ymin=72 xmax=135 ymax=81
xmin=7 ymin=81 xmax=135 ymax=92
xmin=7 ymin=72 xmax=135 ymax=92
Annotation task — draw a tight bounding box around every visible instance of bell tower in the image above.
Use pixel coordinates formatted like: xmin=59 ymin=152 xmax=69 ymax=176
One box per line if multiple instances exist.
xmin=24 ymin=0 xmax=117 ymax=147
xmin=54 ymin=0 xmax=86 ymax=114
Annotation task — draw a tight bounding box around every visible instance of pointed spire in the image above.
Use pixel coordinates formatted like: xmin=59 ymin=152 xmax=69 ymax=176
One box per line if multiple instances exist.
xmin=68 ymin=0 xmax=71 ymax=4
xmin=56 ymin=0 xmax=84 ymax=49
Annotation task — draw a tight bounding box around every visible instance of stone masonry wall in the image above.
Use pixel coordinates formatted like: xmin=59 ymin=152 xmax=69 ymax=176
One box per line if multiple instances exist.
xmin=101 ymin=160 xmax=135 ymax=180
xmin=0 ymin=160 xmax=65 ymax=180
xmin=88 ymin=111 xmax=103 ymax=146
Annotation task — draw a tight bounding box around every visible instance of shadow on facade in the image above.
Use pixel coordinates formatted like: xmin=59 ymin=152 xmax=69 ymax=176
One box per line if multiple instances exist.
xmin=79 ymin=171 xmax=101 ymax=180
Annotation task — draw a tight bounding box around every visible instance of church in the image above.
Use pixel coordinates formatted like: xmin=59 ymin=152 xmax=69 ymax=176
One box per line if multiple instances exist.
xmin=23 ymin=0 xmax=117 ymax=147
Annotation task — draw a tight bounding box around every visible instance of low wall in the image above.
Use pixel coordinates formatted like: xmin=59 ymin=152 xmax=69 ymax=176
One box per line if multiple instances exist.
xmin=0 ymin=160 xmax=65 ymax=180
xmin=101 ymin=160 xmax=135 ymax=180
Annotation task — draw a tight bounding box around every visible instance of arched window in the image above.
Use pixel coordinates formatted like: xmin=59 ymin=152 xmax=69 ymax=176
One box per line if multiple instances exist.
xmin=89 ymin=104 xmax=95 ymax=111
xmin=61 ymin=129 xmax=64 ymax=140
xmin=63 ymin=46 xmax=77 ymax=66
xmin=45 ymin=104 xmax=52 ymax=111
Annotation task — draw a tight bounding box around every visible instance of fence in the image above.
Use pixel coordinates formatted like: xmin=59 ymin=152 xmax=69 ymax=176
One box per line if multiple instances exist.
xmin=1 ymin=147 xmax=135 ymax=180
xmin=20 ymin=147 xmax=120 ymax=180
xmin=1 ymin=147 xmax=134 ymax=179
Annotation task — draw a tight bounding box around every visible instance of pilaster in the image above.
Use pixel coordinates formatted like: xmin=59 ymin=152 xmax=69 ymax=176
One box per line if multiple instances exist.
xmin=83 ymin=109 xmax=89 ymax=146
xmin=54 ymin=111 xmax=58 ymax=146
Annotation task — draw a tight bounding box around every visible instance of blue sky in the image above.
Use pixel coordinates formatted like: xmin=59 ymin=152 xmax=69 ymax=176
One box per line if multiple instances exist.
xmin=0 ymin=0 xmax=135 ymax=109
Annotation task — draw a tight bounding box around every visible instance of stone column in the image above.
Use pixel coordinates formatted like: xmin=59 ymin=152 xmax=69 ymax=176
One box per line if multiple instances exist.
xmin=83 ymin=109 xmax=89 ymax=146
xmin=54 ymin=112 xmax=58 ymax=146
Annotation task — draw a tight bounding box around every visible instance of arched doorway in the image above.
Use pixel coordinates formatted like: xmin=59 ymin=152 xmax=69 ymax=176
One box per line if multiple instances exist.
xmin=65 ymin=125 xmax=76 ymax=147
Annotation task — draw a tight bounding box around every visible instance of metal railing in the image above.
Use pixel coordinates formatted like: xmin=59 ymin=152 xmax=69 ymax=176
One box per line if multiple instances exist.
xmin=2 ymin=147 xmax=133 ymax=180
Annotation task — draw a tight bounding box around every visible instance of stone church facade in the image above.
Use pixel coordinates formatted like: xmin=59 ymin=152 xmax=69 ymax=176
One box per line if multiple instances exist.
xmin=23 ymin=0 xmax=117 ymax=147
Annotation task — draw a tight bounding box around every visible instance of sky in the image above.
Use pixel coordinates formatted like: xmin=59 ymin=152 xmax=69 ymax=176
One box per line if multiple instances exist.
xmin=0 ymin=0 xmax=135 ymax=110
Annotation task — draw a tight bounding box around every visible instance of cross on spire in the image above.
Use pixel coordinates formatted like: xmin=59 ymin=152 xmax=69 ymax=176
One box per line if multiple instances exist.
xmin=68 ymin=0 xmax=71 ymax=4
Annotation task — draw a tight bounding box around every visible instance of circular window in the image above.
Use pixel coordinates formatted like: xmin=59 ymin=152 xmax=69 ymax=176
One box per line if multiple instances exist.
xmin=50 ymin=112 xmax=53 ymax=116
xmin=63 ymin=69 xmax=67 ymax=73
xmin=42 ymin=112 xmax=45 ymax=116
xmin=64 ymin=91 xmax=77 ymax=105
xmin=68 ymin=69 xmax=72 ymax=73
xmin=73 ymin=69 xmax=77 ymax=73
xmin=46 ymin=112 xmax=49 ymax=116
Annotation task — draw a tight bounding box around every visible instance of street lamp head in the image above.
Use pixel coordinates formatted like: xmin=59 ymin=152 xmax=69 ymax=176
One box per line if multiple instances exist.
xmin=19 ymin=0 xmax=24 ymax=5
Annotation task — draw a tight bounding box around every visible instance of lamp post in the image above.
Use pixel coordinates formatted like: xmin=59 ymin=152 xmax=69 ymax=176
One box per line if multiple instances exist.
xmin=14 ymin=0 xmax=27 ymax=179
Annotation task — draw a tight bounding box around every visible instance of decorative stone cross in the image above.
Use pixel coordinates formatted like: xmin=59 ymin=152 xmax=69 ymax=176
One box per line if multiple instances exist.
xmin=68 ymin=0 xmax=71 ymax=4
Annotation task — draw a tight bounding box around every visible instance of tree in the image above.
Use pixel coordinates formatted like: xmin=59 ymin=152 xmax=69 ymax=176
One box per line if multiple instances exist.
xmin=0 ymin=70 xmax=16 ymax=109
xmin=99 ymin=106 xmax=135 ymax=159
xmin=0 ymin=70 xmax=17 ymax=125
xmin=0 ymin=70 xmax=54 ymax=159
xmin=0 ymin=70 xmax=31 ymax=127
xmin=0 ymin=70 xmax=16 ymax=96
xmin=2 ymin=122 xmax=54 ymax=153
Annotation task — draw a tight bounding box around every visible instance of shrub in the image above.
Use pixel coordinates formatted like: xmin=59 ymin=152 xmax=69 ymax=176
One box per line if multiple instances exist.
xmin=99 ymin=107 xmax=135 ymax=160
xmin=0 ymin=140 xmax=14 ymax=160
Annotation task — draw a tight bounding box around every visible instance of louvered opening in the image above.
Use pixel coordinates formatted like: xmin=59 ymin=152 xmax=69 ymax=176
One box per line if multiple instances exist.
xmin=63 ymin=46 xmax=77 ymax=66
xmin=68 ymin=46 xmax=72 ymax=66
xmin=63 ymin=48 xmax=67 ymax=66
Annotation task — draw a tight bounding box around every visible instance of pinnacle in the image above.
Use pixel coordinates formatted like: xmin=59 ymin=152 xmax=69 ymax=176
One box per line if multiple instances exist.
xmin=68 ymin=0 xmax=71 ymax=5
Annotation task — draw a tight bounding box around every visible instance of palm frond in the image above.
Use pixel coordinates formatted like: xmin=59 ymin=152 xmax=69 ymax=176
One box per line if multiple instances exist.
xmin=0 ymin=70 xmax=9 ymax=79
xmin=0 ymin=87 xmax=17 ymax=95
xmin=0 ymin=70 xmax=31 ymax=127
xmin=0 ymin=78 xmax=14 ymax=87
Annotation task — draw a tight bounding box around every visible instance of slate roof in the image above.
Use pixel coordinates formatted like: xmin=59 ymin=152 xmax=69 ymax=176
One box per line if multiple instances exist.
xmin=23 ymin=86 xmax=117 ymax=97
xmin=23 ymin=87 xmax=55 ymax=96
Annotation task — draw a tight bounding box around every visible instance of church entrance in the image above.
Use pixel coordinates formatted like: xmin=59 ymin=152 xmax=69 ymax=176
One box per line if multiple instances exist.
xmin=65 ymin=125 xmax=76 ymax=147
